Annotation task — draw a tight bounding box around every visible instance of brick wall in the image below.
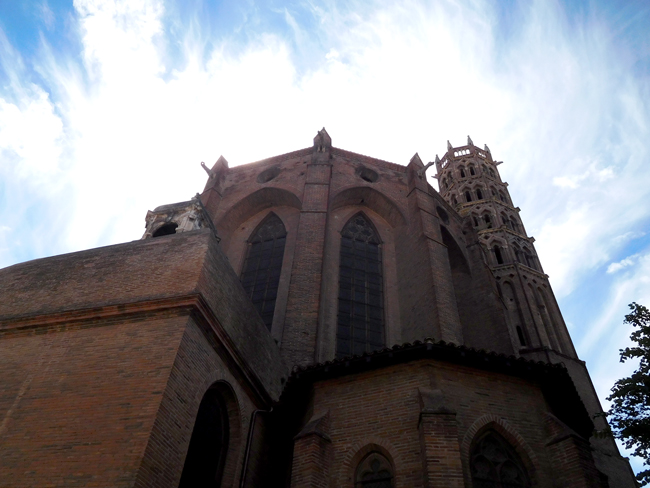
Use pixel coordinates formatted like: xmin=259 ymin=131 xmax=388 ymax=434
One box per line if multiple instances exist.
xmin=292 ymin=359 xmax=600 ymax=488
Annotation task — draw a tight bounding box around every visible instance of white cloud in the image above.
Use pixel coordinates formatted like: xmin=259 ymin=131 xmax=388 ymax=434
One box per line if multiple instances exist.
xmin=607 ymin=253 xmax=640 ymax=274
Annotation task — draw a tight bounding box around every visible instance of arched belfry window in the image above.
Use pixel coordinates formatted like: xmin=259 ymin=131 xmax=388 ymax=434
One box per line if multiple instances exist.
xmin=470 ymin=431 xmax=530 ymax=488
xmin=336 ymin=213 xmax=384 ymax=358
xmin=355 ymin=452 xmax=394 ymax=487
xmin=240 ymin=213 xmax=287 ymax=331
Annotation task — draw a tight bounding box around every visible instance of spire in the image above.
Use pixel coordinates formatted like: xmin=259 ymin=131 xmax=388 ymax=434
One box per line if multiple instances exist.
xmin=447 ymin=140 xmax=452 ymax=151
xmin=435 ymin=154 xmax=440 ymax=163
xmin=467 ymin=135 xmax=473 ymax=146
xmin=484 ymin=144 xmax=490 ymax=153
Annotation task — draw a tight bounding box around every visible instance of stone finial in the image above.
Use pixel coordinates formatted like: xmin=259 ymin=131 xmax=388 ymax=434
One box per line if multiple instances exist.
xmin=447 ymin=140 xmax=452 ymax=150
xmin=435 ymin=154 xmax=440 ymax=163
xmin=467 ymin=135 xmax=473 ymax=146
xmin=484 ymin=144 xmax=490 ymax=153
xmin=313 ymin=128 xmax=332 ymax=152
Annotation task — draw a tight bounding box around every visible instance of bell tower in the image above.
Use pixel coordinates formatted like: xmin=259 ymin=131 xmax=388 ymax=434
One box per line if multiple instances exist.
xmin=435 ymin=137 xmax=577 ymax=359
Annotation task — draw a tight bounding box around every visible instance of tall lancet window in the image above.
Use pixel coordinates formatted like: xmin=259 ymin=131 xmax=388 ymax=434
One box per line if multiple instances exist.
xmin=336 ymin=213 xmax=384 ymax=358
xmin=240 ymin=213 xmax=287 ymax=331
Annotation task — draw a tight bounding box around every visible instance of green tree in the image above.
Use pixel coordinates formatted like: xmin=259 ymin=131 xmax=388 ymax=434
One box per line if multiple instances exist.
xmin=608 ymin=302 xmax=650 ymax=486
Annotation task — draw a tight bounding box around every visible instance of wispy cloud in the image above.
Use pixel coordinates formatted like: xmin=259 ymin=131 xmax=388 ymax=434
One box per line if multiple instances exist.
xmin=607 ymin=253 xmax=640 ymax=273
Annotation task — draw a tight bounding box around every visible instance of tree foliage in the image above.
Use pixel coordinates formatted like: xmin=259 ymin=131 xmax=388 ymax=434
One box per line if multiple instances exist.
xmin=608 ymin=302 xmax=650 ymax=486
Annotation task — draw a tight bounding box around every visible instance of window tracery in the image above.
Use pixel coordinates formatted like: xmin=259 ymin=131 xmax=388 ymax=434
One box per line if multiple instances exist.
xmin=336 ymin=214 xmax=384 ymax=358
xmin=355 ymin=452 xmax=394 ymax=488
xmin=240 ymin=213 xmax=287 ymax=330
xmin=470 ymin=431 xmax=530 ymax=488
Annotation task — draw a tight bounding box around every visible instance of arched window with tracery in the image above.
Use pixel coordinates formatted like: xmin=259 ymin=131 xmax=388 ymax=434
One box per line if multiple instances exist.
xmin=240 ymin=213 xmax=287 ymax=331
xmin=336 ymin=213 xmax=384 ymax=358
xmin=470 ymin=431 xmax=530 ymax=488
xmin=355 ymin=452 xmax=394 ymax=487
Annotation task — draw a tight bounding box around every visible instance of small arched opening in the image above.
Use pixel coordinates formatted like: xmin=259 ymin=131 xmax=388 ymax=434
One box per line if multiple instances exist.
xmin=465 ymin=191 xmax=473 ymax=202
xmin=493 ymin=245 xmax=504 ymax=265
xmin=484 ymin=214 xmax=492 ymax=229
xmin=153 ymin=222 xmax=178 ymax=237
xmin=511 ymin=218 xmax=520 ymax=233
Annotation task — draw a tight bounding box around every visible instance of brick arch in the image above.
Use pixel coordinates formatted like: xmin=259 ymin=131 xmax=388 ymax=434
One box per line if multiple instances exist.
xmin=216 ymin=187 xmax=302 ymax=238
xmin=460 ymin=414 xmax=539 ymax=487
xmin=340 ymin=437 xmax=402 ymax=488
xmin=330 ymin=186 xmax=407 ymax=228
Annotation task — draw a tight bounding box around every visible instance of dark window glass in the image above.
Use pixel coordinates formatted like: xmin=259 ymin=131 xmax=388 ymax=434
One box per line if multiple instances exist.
xmin=470 ymin=431 xmax=530 ymax=488
xmin=240 ymin=213 xmax=287 ymax=331
xmin=336 ymin=214 xmax=384 ymax=358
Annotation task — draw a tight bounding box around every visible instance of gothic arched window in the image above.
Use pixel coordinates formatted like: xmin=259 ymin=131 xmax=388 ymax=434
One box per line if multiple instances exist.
xmin=240 ymin=213 xmax=287 ymax=331
xmin=355 ymin=452 xmax=394 ymax=487
xmin=336 ymin=214 xmax=384 ymax=358
xmin=470 ymin=431 xmax=530 ymax=488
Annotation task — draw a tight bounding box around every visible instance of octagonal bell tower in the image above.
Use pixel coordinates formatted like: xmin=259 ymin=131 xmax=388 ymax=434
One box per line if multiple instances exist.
xmin=435 ymin=137 xmax=576 ymax=359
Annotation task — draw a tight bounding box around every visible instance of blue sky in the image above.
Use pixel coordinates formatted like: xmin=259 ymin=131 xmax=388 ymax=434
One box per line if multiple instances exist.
xmin=1 ymin=0 xmax=649 ymax=474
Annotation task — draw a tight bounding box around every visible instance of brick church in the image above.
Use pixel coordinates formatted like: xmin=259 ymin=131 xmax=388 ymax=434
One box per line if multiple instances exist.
xmin=0 ymin=129 xmax=637 ymax=487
